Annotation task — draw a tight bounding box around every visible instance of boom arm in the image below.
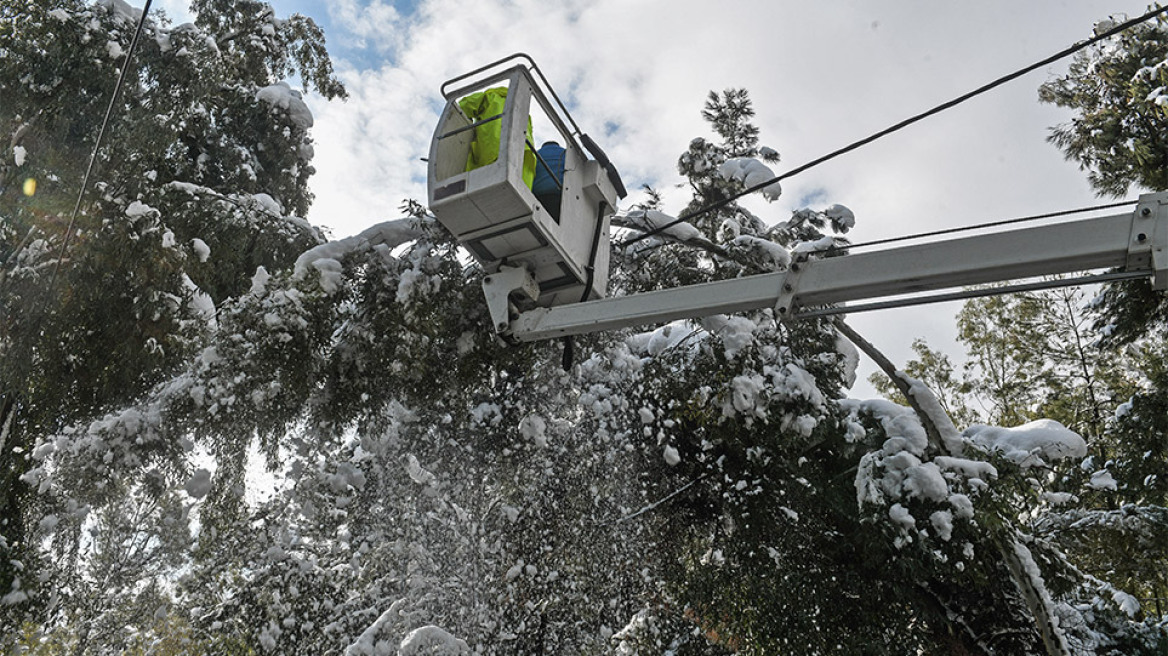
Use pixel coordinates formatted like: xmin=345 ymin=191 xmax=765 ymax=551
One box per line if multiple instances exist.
xmin=488 ymin=192 xmax=1168 ymax=342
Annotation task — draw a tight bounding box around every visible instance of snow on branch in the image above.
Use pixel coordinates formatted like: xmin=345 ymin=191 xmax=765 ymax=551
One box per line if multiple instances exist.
xmin=898 ymin=372 xmax=964 ymax=456
xmin=293 ymin=218 xmax=432 ymax=292
xmin=257 ymin=81 xmax=314 ymax=130
xmin=718 ymin=157 xmax=782 ymax=201
xmin=614 ymin=209 xmax=727 ymax=256
xmin=963 ymin=420 xmax=1087 ymax=469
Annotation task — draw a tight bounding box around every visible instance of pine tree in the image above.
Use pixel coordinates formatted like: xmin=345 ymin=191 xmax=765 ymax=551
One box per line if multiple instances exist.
xmin=1037 ymin=13 xmax=1168 ymax=616
xmin=0 ymin=0 xmax=343 ymax=645
xmin=1039 ymin=14 xmax=1168 ymax=347
xmin=1039 ymin=15 xmax=1168 ymax=197
xmin=9 ymin=16 xmax=1165 ymax=649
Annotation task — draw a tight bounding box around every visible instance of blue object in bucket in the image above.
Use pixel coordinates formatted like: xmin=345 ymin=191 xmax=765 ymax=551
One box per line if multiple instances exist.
xmin=533 ymin=141 xmax=566 ymax=221
xmin=533 ymin=142 xmax=565 ymax=195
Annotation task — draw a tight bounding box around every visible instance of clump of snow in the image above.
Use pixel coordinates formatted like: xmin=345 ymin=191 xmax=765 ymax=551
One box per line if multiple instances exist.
xmin=963 ymin=419 xmax=1087 ymax=467
xmin=699 ymin=315 xmax=757 ymax=359
xmin=469 ymin=402 xmax=501 ymax=427
xmin=663 ymin=445 xmax=680 ymax=466
xmin=792 ymin=235 xmax=835 ymax=254
xmin=38 ymin=514 xmax=59 ymax=531
xmin=933 ymin=456 xmax=997 ymax=481
xmin=622 ymin=209 xmax=701 ymax=242
xmin=397 ymin=625 xmax=470 ymax=654
xmin=505 ymin=559 xmax=526 ymax=580
xmin=250 ymin=266 xmax=271 ymax=295
xmin=1093 ymin=18 xmax=1117 ymax=36
xmin=405 ymin=455 xmax=438 ymax=488
xmin=719 ymin=363 xmax=825 ymax=428
xmin=727 ymin=234 xmax=792 ymax=271
xmin=344 ymin=601 xmax=405 ymax=656
xmin=519 ymin=414 xmax=548 ymax=448
xmin=726 ymin=373 xmax=768 ymax=422
xmin=824 ymin=204 xmax=856 ymax=232
xmin=395 ymin=267 xmax=440 ymax=305
xmin=626 ymin=320 xmax=700 ymax=357
xmin=251 ymin=192 xmax=284 ymax=217
xmin=1112 ymin=589 xmax=1141 ymax=617
xmin=191 ymin=238 xmax=211 ymax=262
xmin=948 ymin=493 xmax=974 ymax=519
xmin=183 ymin=468 xmax=213 ymax=498
xmin=182 ymin=273 xmax=216 ymax=325
xmin=889 ymin=503 xmax=915 ymax=530
xmin=1042 ymin=491 xmax=1078 ymax=506
xmin=839 ymin=398 xmax=929 ymax=457
xmin=930 ymin=510 xmax=954 ymax=541
xmin=311 ymin=258 xmax=344 ymax=294
xmin=256 ymin=82 xmax=314 ymax=130
xmin=718 ymin=157 xmax=782 ymax=200
xmin=294 ymin=219 xmax=428 ymax=293
xmin=125 ymin=200 xmax=157 ymax=219
xmin=614 ymin=609 xmax=665 ymax=653
xmin=2 ymin=587 xmax=29 ymax=606
xmin=844 ymin=397 xmax=1003 ymax=547
xmin=903 ymin=462 xmax=948 ymax=501
xmin=1088 ymin=469 xmax=1118 ymax=491
xmin=835 ymin=333 xmax=859 ymax=389
xmin=97 ymin=0 xmax=143 ymax=24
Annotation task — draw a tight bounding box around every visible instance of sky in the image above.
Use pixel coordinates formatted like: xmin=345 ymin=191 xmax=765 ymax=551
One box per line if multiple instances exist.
xmin=158 ymin=0 xmax=1155 ymax=399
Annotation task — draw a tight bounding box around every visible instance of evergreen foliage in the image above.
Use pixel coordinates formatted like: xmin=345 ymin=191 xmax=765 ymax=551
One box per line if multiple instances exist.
xmin=3 ymin=4 xmax=1166 ymax=653
xmin=1040 ymin=13 xmax=1168 ymax=349
xmin=0 ymin=0 xmax=342 ymax=646
xmin=1039 ymin=15 xmax=1168 ymax=197
xmin=1036 ymin=12 xmax=1168 ymax=615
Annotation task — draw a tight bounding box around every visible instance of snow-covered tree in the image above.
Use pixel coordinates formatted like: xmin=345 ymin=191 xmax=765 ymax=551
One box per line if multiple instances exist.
xmin=1036 ymin=12 xmax=1168 ymax=615
xmin=7 ymin=6 xmax=1166 ymax=651
xmin=0 ymin=0 xmax=343 ymax=646
xmin=1040 ymin=14 xmax=1168 ymax=197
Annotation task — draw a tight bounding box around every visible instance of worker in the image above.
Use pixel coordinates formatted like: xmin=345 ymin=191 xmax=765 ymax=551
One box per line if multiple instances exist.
xmin=458 ymin=87 xmax=536 ymax=188
xmin=532 ymin=140 xmax=566 ymax=221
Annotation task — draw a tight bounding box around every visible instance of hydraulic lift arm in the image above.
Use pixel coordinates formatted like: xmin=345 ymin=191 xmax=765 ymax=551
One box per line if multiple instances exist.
xmin=488 ymin=192 xmax=1168 ymax=342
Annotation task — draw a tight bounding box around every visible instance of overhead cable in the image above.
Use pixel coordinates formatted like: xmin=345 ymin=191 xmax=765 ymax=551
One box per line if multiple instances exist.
xmin=619 ymin=6 xmax=1168 ymax=248
xmin=48 ymin=0 xmax=155 ymax=290
xmin=826 ymin=199 xmax=1139 ymax=254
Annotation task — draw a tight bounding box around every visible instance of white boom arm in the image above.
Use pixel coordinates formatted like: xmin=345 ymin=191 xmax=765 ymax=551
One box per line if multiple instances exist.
xmin=486 ymin=192 xmax=1168 ymax=342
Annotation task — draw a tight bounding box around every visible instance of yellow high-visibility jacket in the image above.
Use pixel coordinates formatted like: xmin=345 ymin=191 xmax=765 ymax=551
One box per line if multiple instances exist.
xmin=458 ymin=87 xmax=536 ymax=189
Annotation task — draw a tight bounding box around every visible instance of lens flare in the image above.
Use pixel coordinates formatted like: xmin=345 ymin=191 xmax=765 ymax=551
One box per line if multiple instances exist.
xmin=22 ymin=178 xmax=36 ymax=197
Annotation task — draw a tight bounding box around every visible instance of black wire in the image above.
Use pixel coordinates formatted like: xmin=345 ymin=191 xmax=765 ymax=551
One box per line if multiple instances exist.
xmin=619 ymin=5 xmax=1168 ymax=249
xmin=48 ymin=0 xmax=155 ymax=291
xmin=824 ymin=200 xmax=1138 ymax=254
xmin=2 ymin=0 xmax=155 ymax=457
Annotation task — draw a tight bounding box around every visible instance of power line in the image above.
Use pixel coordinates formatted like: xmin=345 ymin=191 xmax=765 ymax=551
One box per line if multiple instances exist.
xmin=3 ymin=1 xmax=155 ymax=430
xmin=47 ymin=0 xmax=155 ymax=291
xmin=825 ymin=200 xmax=1138 ymax=254
xmin=619 ymin=5 xmax=1168 ymax=248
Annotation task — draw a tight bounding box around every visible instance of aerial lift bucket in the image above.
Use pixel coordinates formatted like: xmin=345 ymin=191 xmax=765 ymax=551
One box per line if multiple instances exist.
xmin=427 ymin=54 xmax=626 ymax=320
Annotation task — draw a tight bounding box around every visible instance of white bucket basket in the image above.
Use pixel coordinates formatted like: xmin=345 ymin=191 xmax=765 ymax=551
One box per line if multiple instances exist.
xmin=427 ymin=56 xmax=624 ymax=309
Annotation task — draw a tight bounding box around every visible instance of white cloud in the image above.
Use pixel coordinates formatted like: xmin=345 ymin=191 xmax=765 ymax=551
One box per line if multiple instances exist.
xmin=282 ymin=0 xmax=1151 ymax=397
xmin=327 ymin=0 xmax=406 ymax=52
